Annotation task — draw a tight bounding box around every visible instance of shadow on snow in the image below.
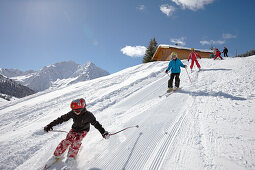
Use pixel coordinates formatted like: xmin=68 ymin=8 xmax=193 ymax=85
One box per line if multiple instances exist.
xmin=200 ymin=68 xmax=232 ymax=72
xmin=179 ymin=89 xmax=246 ymax=101
xmin=122 ymin=132 xmax=143 ymax=170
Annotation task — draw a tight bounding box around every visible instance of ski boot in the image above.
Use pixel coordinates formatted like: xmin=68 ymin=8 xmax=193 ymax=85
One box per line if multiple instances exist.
xmin=167 ymin=88 xmax=173 ymax=93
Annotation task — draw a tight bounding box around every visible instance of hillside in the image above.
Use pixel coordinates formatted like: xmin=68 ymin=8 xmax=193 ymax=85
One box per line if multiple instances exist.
xmin=0 ymin=56 xmax=254 ymax=170
xmin=0 ymin=74 xmax=35 ymax=100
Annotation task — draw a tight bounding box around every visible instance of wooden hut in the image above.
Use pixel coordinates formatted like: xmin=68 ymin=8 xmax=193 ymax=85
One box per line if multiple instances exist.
xmin=152 ymin=45 xmax=213 ymax=61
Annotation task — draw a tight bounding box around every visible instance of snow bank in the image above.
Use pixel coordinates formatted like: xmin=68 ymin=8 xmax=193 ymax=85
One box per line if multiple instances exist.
xmin=0 ymin=56 xmax=254 ymax=170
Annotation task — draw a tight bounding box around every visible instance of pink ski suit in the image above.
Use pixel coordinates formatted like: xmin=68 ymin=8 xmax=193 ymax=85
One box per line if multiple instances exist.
xmin=188 ymin=51 xmax=201 ymax=69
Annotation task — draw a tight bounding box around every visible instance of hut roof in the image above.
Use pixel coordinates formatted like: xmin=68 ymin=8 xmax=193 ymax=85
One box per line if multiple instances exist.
xmin=157 ymin=44 xmax=213 ymax=53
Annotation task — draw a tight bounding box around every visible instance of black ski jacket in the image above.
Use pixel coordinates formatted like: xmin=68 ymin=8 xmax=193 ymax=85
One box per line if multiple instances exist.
xmin=223 ymin=48 xmax=228 ymax=53
xmin=47 ymin=110 xmax=105 ymax=134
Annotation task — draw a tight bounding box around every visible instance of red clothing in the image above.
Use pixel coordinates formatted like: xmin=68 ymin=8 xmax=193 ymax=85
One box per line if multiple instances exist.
xmin=188 ymin=51 xmax=201 ymax=61
xmin=188 ymin=52 xmax=201 ymax=69
xmin=190 ymin=60 xmax=201 ymax=69
xmin=214 ymin=50 xmax=223 ymax=60
xmin=54 ymin=130 xmax=88 ymax=158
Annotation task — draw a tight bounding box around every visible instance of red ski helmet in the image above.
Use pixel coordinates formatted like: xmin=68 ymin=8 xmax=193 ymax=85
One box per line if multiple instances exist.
xmin=70 ymin=98 xmax=86 ymax=110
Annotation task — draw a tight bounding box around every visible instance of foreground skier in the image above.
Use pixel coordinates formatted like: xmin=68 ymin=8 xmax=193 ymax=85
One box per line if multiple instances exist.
xmin=43 ymin=98 xmax=110 ymax=169
xmin=165 ymin=52 xmax=187 ymax=92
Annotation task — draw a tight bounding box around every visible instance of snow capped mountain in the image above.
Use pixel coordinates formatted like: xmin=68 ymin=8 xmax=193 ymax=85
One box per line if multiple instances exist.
xmin=69 ymin=62 xmax=110 ymax=84
xmin=0 ymin=74 xmax=35 ymax=100
xmin=0 ymin=68 xmax=35 ymax=77
xmin=1 ymin=61 xmax=110 ymax=92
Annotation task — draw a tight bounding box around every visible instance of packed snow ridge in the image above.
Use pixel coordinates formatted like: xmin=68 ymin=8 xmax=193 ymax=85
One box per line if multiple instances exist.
xmin=0 ymin=56 xmax=254 ymax=170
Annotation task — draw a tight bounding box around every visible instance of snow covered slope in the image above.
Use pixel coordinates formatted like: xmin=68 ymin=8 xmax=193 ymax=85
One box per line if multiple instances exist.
xmin=0 ymin=56 xmax=254 ymax=170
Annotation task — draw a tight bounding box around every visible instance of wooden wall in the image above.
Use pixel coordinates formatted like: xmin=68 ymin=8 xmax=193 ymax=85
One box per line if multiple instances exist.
xmin=152 ymin=47 xmax=212 ymax=61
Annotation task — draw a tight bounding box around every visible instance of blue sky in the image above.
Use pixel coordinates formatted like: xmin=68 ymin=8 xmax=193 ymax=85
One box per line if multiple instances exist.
xmin=0 ymin=0 xmax=254 ymax=73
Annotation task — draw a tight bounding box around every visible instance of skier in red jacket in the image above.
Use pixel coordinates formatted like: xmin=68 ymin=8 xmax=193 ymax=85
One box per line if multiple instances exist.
xmin=188 ymin=48 xmax=201 ymax=71
xmin=214 ymin=48 xmax=223 ymax=60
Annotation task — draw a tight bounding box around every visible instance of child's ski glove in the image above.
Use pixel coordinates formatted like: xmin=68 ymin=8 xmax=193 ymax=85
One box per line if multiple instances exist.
xmin=102 ymin=131 xmax=110 ymax=139
xmin=44 ymin=125 xmax=53 ymax=132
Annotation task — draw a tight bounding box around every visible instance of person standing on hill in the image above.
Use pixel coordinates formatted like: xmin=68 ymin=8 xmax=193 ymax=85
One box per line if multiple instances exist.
xmin=165 ymin=52 xmax=187 ymax=92
xmin=188 ymin=48 xmax=201 ymax=71
xmin=214 ymin=48 xmax=223 ymax=60
xmin=223 ymin=46 xmax=228 ymax=57
xmin=43 ymin=98 xmax=110 ymax=170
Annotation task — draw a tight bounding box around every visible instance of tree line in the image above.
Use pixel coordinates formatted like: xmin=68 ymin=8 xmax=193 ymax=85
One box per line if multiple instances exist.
xmin=237 ymin=49 xmax=255 ymax=57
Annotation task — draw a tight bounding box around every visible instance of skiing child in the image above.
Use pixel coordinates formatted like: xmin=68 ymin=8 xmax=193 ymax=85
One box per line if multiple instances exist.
xmin=214 ymin=48 xmax=223 ymax=60
xmin=43 ymin=98 xmax=110 ymax=169
xmin=188 ymin=48 xmax=201 ymax=71
xmin=165 ymin=52 xmax=187 ymax=92
xmin=223 ymin=46 xmax=228 ymax=57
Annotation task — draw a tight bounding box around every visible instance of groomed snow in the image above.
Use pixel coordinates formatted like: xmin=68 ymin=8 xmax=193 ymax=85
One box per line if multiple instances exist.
xmin=0 ymin=56 xmax=254 ymax=170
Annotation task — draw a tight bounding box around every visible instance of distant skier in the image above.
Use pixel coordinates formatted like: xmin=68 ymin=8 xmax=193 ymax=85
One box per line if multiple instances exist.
xmin=165 ymin=52 xmax=187 ymax=92
xmin=214 ymin=48 xmax=223 ymax=60
xmin=223 ymin=46 xmax=228 ymax=57
xmin=188 ymin=48 xmax=201 ymax=71
xmin=43 ymin=98 xmax=110 ymax=169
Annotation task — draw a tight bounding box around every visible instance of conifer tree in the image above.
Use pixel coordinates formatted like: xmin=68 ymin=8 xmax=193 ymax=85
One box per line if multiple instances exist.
xmin=143 ymin=38 xmax=158 ymax=63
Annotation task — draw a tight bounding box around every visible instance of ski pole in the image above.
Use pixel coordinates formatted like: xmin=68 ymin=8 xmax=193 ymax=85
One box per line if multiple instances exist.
xmin=50 ymin=130 xmax=69 ymax=133
xmin=185 ymin=67 xmax=192 ymax=84
xmin=110 ymin=125 xmax=139 ymax=136
xmin=49 ymin=125 xmax=139 ymax=135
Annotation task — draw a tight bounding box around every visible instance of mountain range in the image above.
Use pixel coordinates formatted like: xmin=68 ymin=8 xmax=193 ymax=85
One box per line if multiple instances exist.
xmin=0 ymin=61 xmax=110 ymax=100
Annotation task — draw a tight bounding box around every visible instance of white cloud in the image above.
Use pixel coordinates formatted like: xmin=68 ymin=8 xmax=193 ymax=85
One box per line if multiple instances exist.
xmin=200 ymin=40 xmax=225 ymax=45
xmin=172 ymin=0 xmax=214 ymax=11
xmin=222 ymin=33 xmax=237 ymax=39
xmin=121 ymin=46 xmax=147 ymax=58
xmin=160 ymin=4 xmax=176 ymax=16
xmin=171 ymin=37 xmax=186 ymax=46
xmin=137 ymin=5 xmax=145 ymax=11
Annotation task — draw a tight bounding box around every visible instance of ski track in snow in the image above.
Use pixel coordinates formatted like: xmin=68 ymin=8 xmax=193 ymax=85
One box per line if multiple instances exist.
xmin=0 ymin=57 xmax=255 ymax=170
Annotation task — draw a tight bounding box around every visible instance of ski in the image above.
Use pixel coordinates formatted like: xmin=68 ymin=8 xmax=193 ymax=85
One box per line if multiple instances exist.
xmin=159 ymin=88 xmax=174 ymax=97
xmin=43 ymin=157 xmax=60 ymax=170
xmin=159 ymin=91 xmax=169 ymax=98
xmin=159 ymin=88 xmax=179 ymax=98
xmin=61 ymin=166 xmax=69 ymax=170
xmin=165 ymin=88 xmax=180 ymax=97
xmin=165 ymin=91 xmax=175 ymax=97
